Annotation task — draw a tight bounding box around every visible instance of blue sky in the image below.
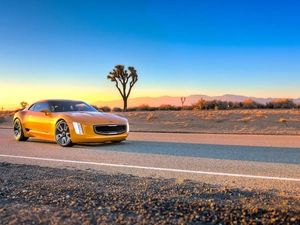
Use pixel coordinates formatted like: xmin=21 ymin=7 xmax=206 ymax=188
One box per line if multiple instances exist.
xmin=1 ymin=0 xmax=300 ymax=109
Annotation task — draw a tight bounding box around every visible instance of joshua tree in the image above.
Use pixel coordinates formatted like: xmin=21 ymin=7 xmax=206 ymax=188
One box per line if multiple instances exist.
xmin=107 ymin=65 xmax=138 ymax=111
xmin=181 ymin=97 xmax=186 ymax=107
xmin=20 ymin=101 xmax=28 ymax=109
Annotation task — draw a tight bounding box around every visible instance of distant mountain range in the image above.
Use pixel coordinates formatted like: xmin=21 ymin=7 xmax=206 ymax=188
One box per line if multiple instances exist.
xmin=91 ymin=94 xmax=300 ymax=108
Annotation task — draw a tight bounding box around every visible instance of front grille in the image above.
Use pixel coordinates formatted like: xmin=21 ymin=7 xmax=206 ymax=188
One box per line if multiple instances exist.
xmin=93 ymin=124 xmax=127 ymax=135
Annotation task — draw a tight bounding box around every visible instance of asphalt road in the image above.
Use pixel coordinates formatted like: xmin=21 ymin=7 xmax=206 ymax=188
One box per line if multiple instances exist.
xmin=0 ymin=129 xmax=299 ymax=193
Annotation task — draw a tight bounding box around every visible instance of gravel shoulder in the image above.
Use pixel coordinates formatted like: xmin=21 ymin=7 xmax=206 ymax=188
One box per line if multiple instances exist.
xmin=1 ymin=162 xmax=300 ymax=224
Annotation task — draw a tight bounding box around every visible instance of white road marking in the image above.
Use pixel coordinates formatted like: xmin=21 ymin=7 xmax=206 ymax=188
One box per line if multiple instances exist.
xmin=1 ymin=154 xmax=299 ymax=182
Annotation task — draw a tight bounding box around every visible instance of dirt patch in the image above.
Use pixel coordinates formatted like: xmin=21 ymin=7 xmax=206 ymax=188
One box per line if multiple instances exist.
xmin=3 ymin=109 xmax=300 ymax=135
xmin=121 ymin=109 xmax=300 ymax=135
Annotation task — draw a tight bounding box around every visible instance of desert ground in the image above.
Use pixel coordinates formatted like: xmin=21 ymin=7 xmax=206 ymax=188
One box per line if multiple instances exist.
xmin=1 ymin=109 xmax=300 ymax=135
xmin=122 ymin=109 xmax=300 ymax=135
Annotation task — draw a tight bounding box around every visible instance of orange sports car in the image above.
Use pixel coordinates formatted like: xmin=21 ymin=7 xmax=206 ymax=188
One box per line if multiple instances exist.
xmin=13 ymin=99 xmax=129 ymax=147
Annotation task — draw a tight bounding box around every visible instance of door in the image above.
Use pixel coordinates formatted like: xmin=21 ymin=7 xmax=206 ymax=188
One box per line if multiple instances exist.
xmin=27 ymin=102 xmax=54 ymax=135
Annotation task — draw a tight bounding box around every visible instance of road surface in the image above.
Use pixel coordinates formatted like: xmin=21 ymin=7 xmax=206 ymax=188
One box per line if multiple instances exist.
xmin=0 ymin=129 xmax=299 ymax=193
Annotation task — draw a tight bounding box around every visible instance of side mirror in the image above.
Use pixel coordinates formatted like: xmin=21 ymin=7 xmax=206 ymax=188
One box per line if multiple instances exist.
xmin=40 ymin=110 xmax=51 ymax=115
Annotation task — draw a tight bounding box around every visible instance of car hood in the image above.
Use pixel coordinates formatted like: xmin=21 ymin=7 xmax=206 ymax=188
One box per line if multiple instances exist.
xmin=63 ymin=112 xmax=128 ymax=125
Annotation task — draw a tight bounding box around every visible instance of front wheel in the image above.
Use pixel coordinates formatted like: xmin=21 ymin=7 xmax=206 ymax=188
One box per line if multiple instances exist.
xmin=13 ymin=119 xmax=29 ymax=141
xmin=55 ymin=120 xmax=73 ymax=147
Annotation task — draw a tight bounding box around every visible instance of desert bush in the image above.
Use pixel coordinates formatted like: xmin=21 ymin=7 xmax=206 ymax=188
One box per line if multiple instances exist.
xmin=266 ymin=102 xmax=274 ymax=108
xmin=196 ymin=98 xmax=206 ymax=110
xmin=242 ymin=99 xmax=258 ymax=109
xmin=148 ymin=107 xmax=158 ymax=111
xmin=231 ymin=101 xmax=242 ymax=109
xmin=204 ymin=100 xmax=217 ymax=110
xmin=159 ymin=104 xmax=175 ymax=110
xmin=215 ymin=100 xmax=228 ymax=110
xmin=182 ymin=105 xmax=193 ymax=110
xmin=191 ymin=102 xmax=199 ymax=110
xmin=256 ymin=102 xmax=266 ymax=109
xmin=280 ymin=99 xmax=296 ymax=108
xmin=146 ymin=113 xmax=154 ymax=121
xmin=112 ymin=107 xmax=122 ymax=112
xmin=98 ymin=106 xmax=111 ymax=112
xmin=174 ymin=106 xmax=182 ymax=111
xmin=193 ymin=99 xmax=229 ymax=110
xmin=266 ymin=99 xmax=296 ymax=109
xmin=127 ymin=107 xmax=138 ymax=111
xmin=0 ymin=116 xmax=5 ymax=123
xmin=137 ymin=104 xmax=150 ymax=111
xmin=279 ymin=118 xmax=287 ymax=123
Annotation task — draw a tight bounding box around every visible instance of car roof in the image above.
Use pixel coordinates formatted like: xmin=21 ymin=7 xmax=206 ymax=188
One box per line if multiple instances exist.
xmin=36 ymin=99 xmax=83 ymax=103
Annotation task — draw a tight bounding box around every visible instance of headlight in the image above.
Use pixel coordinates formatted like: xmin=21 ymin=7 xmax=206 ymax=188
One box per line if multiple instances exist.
xmin=127 ymin=122 xmax=130 ymax=132
xmin=73 ymin=122 xmax=84 ymax=134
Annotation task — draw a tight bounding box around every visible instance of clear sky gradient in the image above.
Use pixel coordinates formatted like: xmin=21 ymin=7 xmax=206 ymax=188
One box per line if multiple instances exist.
xmin=1 ymin=0 xmax=300 ymax=109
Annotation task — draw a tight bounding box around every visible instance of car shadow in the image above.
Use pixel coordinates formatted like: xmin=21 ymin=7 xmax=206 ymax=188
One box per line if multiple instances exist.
xmin=27 ymin=138 xmax=125 ymax=147
xmin=76 ymin=140 xmax=300 ymax=165
xmin=26 ymin=138 xmax=300 ymax=165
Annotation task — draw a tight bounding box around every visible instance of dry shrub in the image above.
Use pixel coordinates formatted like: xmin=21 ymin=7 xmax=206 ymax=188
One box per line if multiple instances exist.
xmin=290 ymin=110 xmax=300 ymax=115
xmin=159 ymin=104 xmax=174 ymax=110
xmin=96 ymin=106 xmax=111 ymax=112
xmin=204 ymin=114 xmax=213 ymax=120
xmin=266 ymin=99 xmax=296 ymax=109
xmin=112 ymin=107 xmax=122 ymax=112
xmin=138 ymin=104 xmax=150 ymax=111
xmin=237 ymin=116 xmax=252 ymax=123
xmin=194 ymin=112 xmax=204 ymax=117
xmin=242 ymin=99 xmax=258 ymax=109
xmin=146 ymin=113 xmax=154 ymax=121
xmin=279 ymin=118 xmax=287 ymax=123
xmin=221 ymin=111 xmax=230 ymax=115
xmin=255 ymin=111 xmax=265 ymax=117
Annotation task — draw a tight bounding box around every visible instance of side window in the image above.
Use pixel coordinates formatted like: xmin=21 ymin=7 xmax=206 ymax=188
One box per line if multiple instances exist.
xmin=28 ymin=104 xmax=35 ymax=111
xmin=75 ymin=103 xmax=89 ymax=111
xmin=33 ymin=102 xmax=51 ymax=112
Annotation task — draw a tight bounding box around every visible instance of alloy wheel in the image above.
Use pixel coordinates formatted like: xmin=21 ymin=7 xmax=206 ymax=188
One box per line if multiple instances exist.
xmin=55 ymin=120 xmax=73 ymax=147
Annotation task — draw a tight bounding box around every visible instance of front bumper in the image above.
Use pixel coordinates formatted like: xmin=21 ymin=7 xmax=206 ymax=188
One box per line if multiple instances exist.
xmin=68 ymin=123 xmax=129 ymax=143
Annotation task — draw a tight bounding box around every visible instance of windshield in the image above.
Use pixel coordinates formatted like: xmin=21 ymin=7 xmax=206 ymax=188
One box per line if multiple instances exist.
xmin=50 ymin=101 xmax=98 ymax=112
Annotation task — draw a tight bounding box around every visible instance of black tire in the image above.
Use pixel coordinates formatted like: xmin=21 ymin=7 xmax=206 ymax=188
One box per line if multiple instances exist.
xmin=112 ymin=140 xmax=123 ymax=143
xmin=55 ymin=120 xmax=73 ymax=147
xmin=13 ymin=119 xmax=29 ymax=141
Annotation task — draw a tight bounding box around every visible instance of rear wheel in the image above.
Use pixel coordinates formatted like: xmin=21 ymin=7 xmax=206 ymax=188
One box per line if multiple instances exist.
xmin=55 ymin=120 xmax=73 ymax=147
xmin=13 ymin=119 xmax=29 ymax=141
